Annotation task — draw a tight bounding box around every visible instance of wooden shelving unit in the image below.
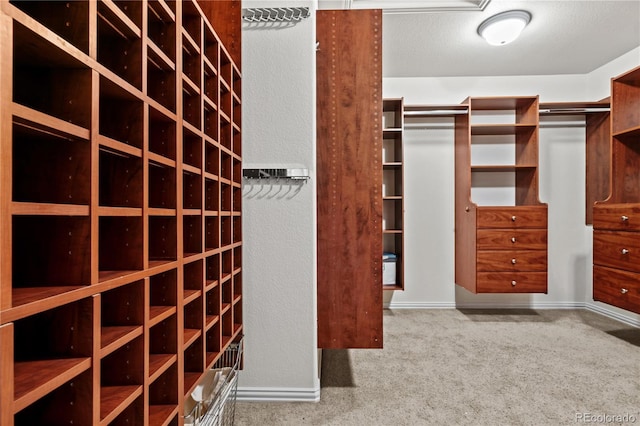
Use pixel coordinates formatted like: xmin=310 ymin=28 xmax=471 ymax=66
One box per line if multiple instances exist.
xmin=593 ymin=65 xmax=640 ymax=314
xmin=382 ymin=99 xmax=404 ymax=291
xmin=455 ymin=96 xmax=548 ymax=294
xmin=0 ymin=1 xmax=242 ymax=424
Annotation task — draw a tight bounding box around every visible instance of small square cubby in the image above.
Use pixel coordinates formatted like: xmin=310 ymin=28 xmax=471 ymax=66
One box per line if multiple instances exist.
xmin=205 ymin=322 xmax=221 ymax=367
xmin=99 ymin=147 xmax=143 ymax=208
xmin=205 ymin=216 xmax=220 ymax=251
xmin=183 ymin=259 xmax=204 ymax=296
xmin=100 ymin=336 xmax=144 ymax=423
xmin=183 ymin=127 xmax=203 ymax=169
xmin=205 ymin=143 xmax=220 ymax=177
xmin=220 ymin=151 xmax=232 ymax=181
xmin=221 ymin=251 xmax=232 ymax=283
xmin=99 ymin=216 xmax=143 ymax=276
xmin=221 ymin=182 xmax=232 ymax=212
xmin=99 ymin=76 xmax=144 ymax=148
xmin=221 ymin=216 xmax=232 ymax=246
xmin=149 ymin=161 xmax=177 ymax=209
xmin=149 ymin=314 xmax=178 ymax=383
xmin=183 ymin=336 xmax=204 ymax=395
xmin=183 ymin=85 xmax=202 ymax=130
xmin=14 ymin=370 xmax=93 ymax=426
xmin=183 ymin=171 xmax=202 ymax=210
xmin=13 ymin=22 xmax=92 ymax=127
xmin=183 ymin=215 xmax=203 ymax=256
xmin=147 ymin=45 xmax=177 ymax=112
xmin=147 ymin=0 xmax=177 ymax=63
xmin=206 ymin=254 xmax=220 ymax=286
xmin=220 ymin=114 xmax=232 ymax=151
xmin=100 ymin=280 xmax=144 ymax=356
xmin=233 ymin=216 xmax=242 ymax=244
xmin=13 ymin=298 xmax=93 ymax=423
xmin=148 ymin=363 xmax=179 ymax=424
xmin=205 ymin=178 xmax=219 ymax=212
xmin=204 ymin=100 xmax=218 ymax=140
xmin=204 ymin=57 xmax=218 ymax=107
xmin=13 ymin=123 xmax=90 ymax=205
xmin=13 ymin=215 xmax=91 ymax=291
xmin=10 ymin=1 xmax=90 ymax=53
xmin=97 ymin=6 xmax=143 ymax=89
xmin=149 ymin=269 xmax=178 ymax=323
xmin=149 ymin=216 xmax=177 ymax=264
xmin=149 ymin=106 xmax=177 ymax=160
xmin=233 ymin=272 xmax=242 ymax=305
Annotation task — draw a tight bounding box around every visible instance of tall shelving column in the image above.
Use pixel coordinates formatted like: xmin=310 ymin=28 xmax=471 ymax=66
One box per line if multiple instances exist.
xmin=382 ymin=98 xmax=404 ymax=291
xmin=455 ymin=96 xmax=548 ymax=294
xmin=0 ymin=1 xmax=241 ymax=424
xmin=593 ymin=65 xmax=640 ymax=314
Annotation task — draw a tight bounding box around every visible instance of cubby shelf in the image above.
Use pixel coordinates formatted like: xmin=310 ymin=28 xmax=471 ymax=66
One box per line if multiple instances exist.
xmin=1 ymin=0 xmax=241 ymax=423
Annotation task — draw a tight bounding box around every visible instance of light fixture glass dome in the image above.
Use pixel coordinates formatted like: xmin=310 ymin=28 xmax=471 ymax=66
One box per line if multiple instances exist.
xmin=478 ymin=10 xmax=531 ymax=46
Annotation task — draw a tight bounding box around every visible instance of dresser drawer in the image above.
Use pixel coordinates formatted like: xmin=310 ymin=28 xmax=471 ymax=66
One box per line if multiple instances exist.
xmin=477 ymin=206 xmax=547 ymax=229
xmin=476 ymin=272 xmax=547 ymax=293
xmin=593 ymin=204 xmax=640 ymax=231
xmin=476 ymin=229 xmax=547 ymax=250
xmin=593 ymin=231 xmax=640 ymax=273
xmin=593 ymin=266 xmax=640 ymax=315
xmin=476 ymin=250 xmax=547 ymax=272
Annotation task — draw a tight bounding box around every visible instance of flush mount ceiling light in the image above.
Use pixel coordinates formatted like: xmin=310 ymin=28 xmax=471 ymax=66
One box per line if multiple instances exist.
xmin=477 ymin=10 xmax=531 ymax=46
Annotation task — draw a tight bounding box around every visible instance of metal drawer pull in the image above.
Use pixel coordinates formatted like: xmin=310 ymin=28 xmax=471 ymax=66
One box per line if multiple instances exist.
xmin=511 ymin=258 xmax=517 ymax=264
xmin=621 ymin=288 xmax=629 ymax=294
xmin=621 ymin=215 xmax=629 ymax=222
xmin=511 ymin=215 xmax=517 ymax=221
xmin=621 ymin=248 xmax=629 ymax=255
xmin=511 ymin=237 xmax=516 ymax=243
xmin=511 ymin=280 xmax=517 ymax=286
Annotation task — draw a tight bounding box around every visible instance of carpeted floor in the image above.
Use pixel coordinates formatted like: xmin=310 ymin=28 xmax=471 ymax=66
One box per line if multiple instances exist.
xmin=234 ymin=309 xmax=640 ymax=425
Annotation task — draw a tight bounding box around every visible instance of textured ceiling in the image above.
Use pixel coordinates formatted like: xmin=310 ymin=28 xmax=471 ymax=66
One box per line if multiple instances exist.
xmin=381 ymin=0 xmax=640 ymax=77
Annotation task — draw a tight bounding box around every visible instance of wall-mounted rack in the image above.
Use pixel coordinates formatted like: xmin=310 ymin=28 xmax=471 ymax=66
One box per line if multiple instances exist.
xmin=243 ymin=168 xmax=310 ymax=180
xmin=242 ymin=7 xmax=311 ymax=23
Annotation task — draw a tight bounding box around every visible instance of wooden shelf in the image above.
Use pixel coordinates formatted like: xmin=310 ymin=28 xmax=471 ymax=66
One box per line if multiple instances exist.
xmin=100 ymin=385 xmax=143 ymax=425
xmin=149 ymin=354 xmax=177 ymax=383
xmin=471 ymin=124 xmax=537 ymax=135
xmin=101 ymin=326 xmax=144 ymax=357
xmin=14 ymin=358 xmax=92 ymax=413
xmin=149 ymin=405 xmax=178 ymax=426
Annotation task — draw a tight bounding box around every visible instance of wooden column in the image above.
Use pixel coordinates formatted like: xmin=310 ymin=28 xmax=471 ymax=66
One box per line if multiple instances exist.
xmin=316 ymin=9 xmax=383 ymax=349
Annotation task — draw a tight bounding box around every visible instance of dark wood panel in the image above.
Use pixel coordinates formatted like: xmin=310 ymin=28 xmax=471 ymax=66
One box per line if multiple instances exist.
xmin=593 ymin=265 xmax=640 ymax=314
xmin=477 ymin=206 xmax=547 ymax=229
xmin=585 ymin=112 xmax=611 ymax=224
xmin=317 ymin=9 xmax=383 ymax=349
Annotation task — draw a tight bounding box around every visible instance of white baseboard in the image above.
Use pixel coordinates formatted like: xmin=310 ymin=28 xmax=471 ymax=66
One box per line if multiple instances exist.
xmin=585 ymin=302 xmax=640 ymax=328
xmin=385 ymin=300 xmax=640 ymax=328
xmin=237 ymin=387 xmax=320 ymax=402
xmin=385 ymin=301 xmax=584 ymax=310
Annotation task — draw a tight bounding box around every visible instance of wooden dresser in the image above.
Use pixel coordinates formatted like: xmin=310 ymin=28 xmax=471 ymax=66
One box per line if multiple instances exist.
xmin=592 ymin=65 xmax=640 ymax=314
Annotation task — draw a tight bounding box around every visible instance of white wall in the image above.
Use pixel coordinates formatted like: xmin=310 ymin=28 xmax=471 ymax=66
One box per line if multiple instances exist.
xmin=239 ymin=0 xmax=320 ymax=401
xmin=383 ymin=54 xmax=640 ymax=327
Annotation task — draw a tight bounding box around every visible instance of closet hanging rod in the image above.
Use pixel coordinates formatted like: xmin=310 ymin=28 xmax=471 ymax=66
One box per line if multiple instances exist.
xmin=242 ymin=7 xmax=311 ymax=23
xmin=404 ymin=109 xmax=468 ymax=116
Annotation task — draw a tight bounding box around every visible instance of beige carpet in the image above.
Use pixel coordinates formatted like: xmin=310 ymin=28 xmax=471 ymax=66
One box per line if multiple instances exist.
xmin=235 ymin=309 xmax=640 ymax=425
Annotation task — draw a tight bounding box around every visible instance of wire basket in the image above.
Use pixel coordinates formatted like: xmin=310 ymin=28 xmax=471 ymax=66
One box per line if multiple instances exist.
xmin=184 ymin=337 xmax=243 ymax=426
